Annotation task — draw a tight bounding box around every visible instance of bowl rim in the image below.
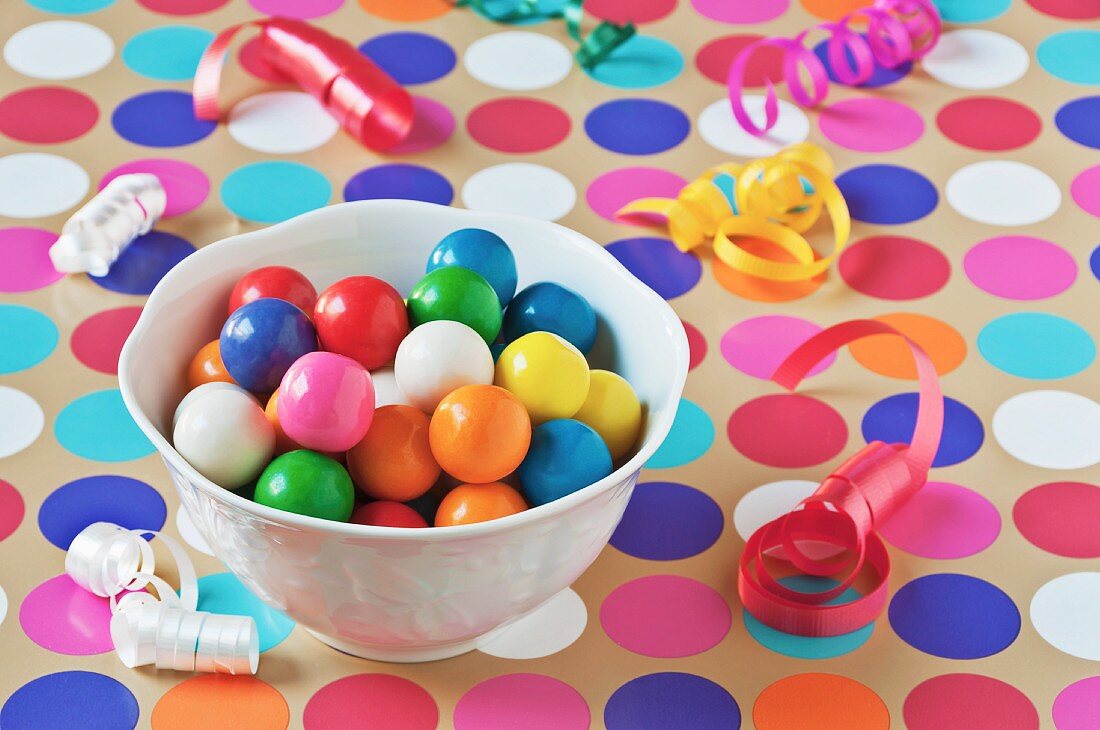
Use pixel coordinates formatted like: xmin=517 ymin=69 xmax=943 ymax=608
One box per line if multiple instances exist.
xmin=119 ymin=199 xmax=689 ymax=540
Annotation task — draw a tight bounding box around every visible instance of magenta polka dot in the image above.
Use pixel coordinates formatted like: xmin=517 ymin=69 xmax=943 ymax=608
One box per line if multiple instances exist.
xmin=0 ymin=227 xmax=63 ymax=293
xmin=19 ymin=574 xmax=115 ymax=655
xmin=100 ymin=159 xmax=209 ymax=218
xmin=964 ymin=236 xmax=1077 ymax=300
xmin=454 ymin=674 xmax=589 ymax=730
xmin=587 ymin=166 xmax=686 ymax=222
xmin=819 ymin=98 xmax=924 ymax=152
xmin=248 ymin=0 xmax=344 ymax=18
xmin=880 ymin=481 xmax=1001 ymax=559
xmin=692 ymin=0 xmax=788 ymax=23
xmin=600 ymin=575 xmax=731 ymax=657
xmin=720 ymin=315 xmax=834 ymax=380
xmin=1071 ymin=165 xmax=1100 ymax=218
xmin=1054 ymin=677 xmax=1100 ymax=729
xmin=389 ymin=96 xmax=454 ymax=155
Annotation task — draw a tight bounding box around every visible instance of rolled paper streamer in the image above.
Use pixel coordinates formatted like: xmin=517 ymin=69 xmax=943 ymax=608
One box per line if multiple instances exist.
xmin=193 ymin=18 xmax=414 ymax=151
xmin=48 ymin=174 xmax=166 ymax=277
xmin=738 ymin=319 xmax=944 ymax=636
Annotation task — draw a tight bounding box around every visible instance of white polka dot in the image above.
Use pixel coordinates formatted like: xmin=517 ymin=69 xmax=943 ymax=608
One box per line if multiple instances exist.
xmin=923 ymin=29 xmax=1029 ymax=90
xmin=477 ymin=588 xmax=587 ymax=659
xmin=461 ymin=163 xmax=576 ymax=221
xmin=993 ymin=390 xmax=1100 ymax=470
xmin=0 ymin=386 xmax=44 ymax=459
xmin=176 ymin=507 xmax=213 ymax=556
xmin=946 ymin=161 xmax=1061 ymax=226
xmin=1031 ymin=573 xmax=1100 ymax=661
xmin=371 ymin=366 xmax=410 ymax=408
xmin=227 ymin=91 xmax=339 ymax=154
xmin=732 ymin=479 xmax=818 ymax=541
xmin=698 ymin=96 xmax=810 ymax=158
xmin=0 ymin=585 xmax=7 ymax=627
xmin=464 ymin=31 xmax=572 ymax=91
xmin=0 ymin=153 xmax=89 ymax=219
xmin=4 ymin=21 xmax=114 ymax=80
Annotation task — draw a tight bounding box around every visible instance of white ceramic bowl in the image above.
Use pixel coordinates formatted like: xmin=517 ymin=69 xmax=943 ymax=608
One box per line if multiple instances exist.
xmin=119 ymin=200 xmax=688 ymax=662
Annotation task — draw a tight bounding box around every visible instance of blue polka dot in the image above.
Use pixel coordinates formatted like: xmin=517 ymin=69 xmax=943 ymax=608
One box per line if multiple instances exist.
xmin=54 ymin=389 xmax=155 ymax=462
xmin=1056 ymin=96 xmax=1100 ymax=149
xmin=585 ymin=35 xmax=684 ymax=89
xmin=812 ymin=36 xmax=911 ymax=88
xmin=933 ymin=0 xmax=1009 ymax=22
xmin=1038 ymin=31 xmax=1100 ymax=85
xmin=862 ymin=393 xmax=984 ymax=467
xmin=222 ymin=161 xmax=332 ymax=223
xmin=122 ymin=26 xmax=213 ymax=81
xmin=89 ymin=231 xmax=195 ymax=295
xmin=38 ymin=475 xmax=166 ymax=550
xmin=24 ymin=0 xmax=115 ymax=12
xmin=978 ymin=313 xmax=1095 ymax=380
xmin=1 ymin=671 xmax=138 ymax=730
xmin=606 ymin=237 xmax=701 ymax=299
xmin=344 ymin=164 xmax=453 ymax=205
xmin=197 ymin=572 xmax=294 ymax=652
xmin=358 ymin=32 xmax=456 ymax=85
xmin=0 ymin=305 xmax=57 ymax=374
xmin=471 ymin=0 xmax=568 ymax=23
xmin=605 ymin=673 xmax=741 ymax=730
xmin=610 ymin=481 xmax=724 ymax=560
xmin=647 ymin=398 xmax=714 ymax=468
xmin=111 ymin=90 xmax=216 ymax=147
xmin=744 ymin=576 xmax=874 ymax=659
xmin=889 ymin=573 xmax=1020 ymax=659
xmin=585 ymin=99 xmax=690 ymax=155
xmin=836 ymin=165 xmax=938 ymax=224
xmin=1090 ymin=243 xmax=1100 ymax=280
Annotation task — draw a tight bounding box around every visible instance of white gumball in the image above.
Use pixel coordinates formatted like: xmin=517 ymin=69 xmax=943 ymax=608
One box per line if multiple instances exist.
xmin=395 ymin=320 xmax=494 ymax=412
xmin=173 ymin=382 xmax=252 ymax=428
xmin=173 ymin=387 xmax=274 ymax=489
xmin=370 ymin=366 xmax=410 ymax=407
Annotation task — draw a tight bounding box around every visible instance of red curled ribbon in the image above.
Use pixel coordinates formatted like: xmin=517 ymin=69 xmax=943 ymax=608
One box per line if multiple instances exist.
xmin=193 ymin=18 xmax=414 ymax=151
xmin=728 ymin=0 xmax=941 ymax=136
xmin=739 ymin=319 xmax=944 ymax=636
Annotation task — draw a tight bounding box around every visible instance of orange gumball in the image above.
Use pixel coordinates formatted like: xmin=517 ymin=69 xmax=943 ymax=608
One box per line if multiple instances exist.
xmin=265 ymin=392 xmax=301 ymax=455
xmin=435 ymin=482 xmax=528 ymax=527
xmin=429 ymin=384 xmax=531 ymax=484
xmin=187 ymin=339 xmax=235 ymax=389
xmin=347 ymin=405 xmax=440 ymax=502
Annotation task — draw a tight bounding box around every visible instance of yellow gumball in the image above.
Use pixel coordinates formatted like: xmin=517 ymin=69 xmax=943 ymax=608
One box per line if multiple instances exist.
xmin=495 ymin=332 xmax=590 ymax=425
xmin=573 ymin=370 xmax=642 ymax=461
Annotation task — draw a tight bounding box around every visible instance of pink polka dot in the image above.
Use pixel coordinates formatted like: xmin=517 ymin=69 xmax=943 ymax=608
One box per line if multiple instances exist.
xmin=100 ymin=159 xmax=210 ymax=218
xmin=728 ymin=394 xmax=848 ymax=468
xmin=936 ymin=97 xmax=1041 ymax=152
xmin=720 ymin=315 xmax=834 ymax=380
xmin=1071 ymin=165 xmax=1100 ymax=218
xmin=880 ymin=481 xmax=1000 ymax=559
xmin=304 ymin=674 xmax=438 ymax=730
xmin=904 ymin=674 xmax=1038 ymax=730
xmin=964 ymin=236 xmax=1076 ymax=300
xmin=586 ymin=0 xmax=677 ymax=23
xmin=0 ymin=227 xmax=63 ymax=293
xmin=1055 ymin=677 xmax=1100 ymax=729
xmin=240 ymin=36 xmax=293 ymax=82
xmin=696 ymin=35 xmax=784 ymax=87
xmin=586 ymin=167 xmax=686 ymax=222
xmin=389 ymin=97 xmax=454 ymax=154
xmin=454 ymin=674 xmax=589 ymax=730
xmin=839 ymin=235 xmax=950 ymax=300
xmin=819 ymin=98 xmax=924 ymax=152
xmin=70 ymin=307 xmax=143 ymax=375
xmin=19 ymin=574 xmax=115 ymax=655
xmin=248 ymin=0 xmax=344 ymax=18
xmin=138 ymin=0 xmax=231 ymax=13
xmin=0 ymin=479 xmax=24 ymax=542
xmin=1014 ymin=482 xmax=1100 ymax=558
xmin=692 ymin=0 xmax=788 ymax=22
xmin=0 ymin=87 xmax=98 ymax=144
xmin=600 ymin=575 xmax=731 ymax=657
xmin=466 ymin=97 xmax=570 ymax=154
xmin=683 ymin=319 xmax=706 ymax=370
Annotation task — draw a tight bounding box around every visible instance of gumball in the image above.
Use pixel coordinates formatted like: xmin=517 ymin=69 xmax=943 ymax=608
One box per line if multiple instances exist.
xmin=518 ymin=419 xmax=612 ymax=506
xmin=254 ymin=450 xmax=355 ymax=521
xmin=228 ymin=265 xmax=316 ymax=316
xmin=371 ymin=366 xmax=410 ymax=407
xmin=187 ymin=339 xmax=235 ymax=390
xmin=427 ymin=228 xmax=517 ymax=307
xmin=265 ymin=392 xmax=299 ymax=455
xmin=174 ymin=381 xmax=250 ymax=428
xmin=406 ymin=267 xmax=502 ymax=345
xmin=351 ymin=501 xmax=429 ymax=528
xmin=435 ymin=482 xmax=527 ymax=527
xmin=277 ymin=352 xmax=374 ymax=453
xmin=395 ymin=320 xmax=494 ymax=412
xmin=220 ymin=298 xmax=316 ymax=393
xmin=572 ymin=370 xmax=642 ymax=460
xmin=490 ymin=342 xmax=504 ymax=362
xmin=314 ymin=276 xmax=408 ymax=370
xmin=495 ymin=332 xmax=590 ymax=425
xmin=503 ymin=282 xmax=598 ymax=353
xmin=429 ymin=384 xmax=531 ymax=484
xmin=174 ymin=387 xmax=275 ymax=489
xmin=347 ymin=405 xmax=440 ymax=502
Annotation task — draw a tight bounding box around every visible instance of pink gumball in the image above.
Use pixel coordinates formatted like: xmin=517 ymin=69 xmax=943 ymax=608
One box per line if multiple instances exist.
xmin=278 ymin=352 xmax=375 ymax=452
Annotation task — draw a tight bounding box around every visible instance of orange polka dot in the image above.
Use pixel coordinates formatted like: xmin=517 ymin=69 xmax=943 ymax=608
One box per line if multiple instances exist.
xmin=712 ymin=237 xmax=826 ymax=303
xmin=152 ymin=675 xmax=289 ymax=730
xmin=801 ymin=0 xmax=869 ymax=20
xmin=359 ymin=0 xmax=451 ymax=21
xmin=849 ymin=313 xmax=967 ymax=379
xmin=754 ymin=673 xmax=889 ymax=730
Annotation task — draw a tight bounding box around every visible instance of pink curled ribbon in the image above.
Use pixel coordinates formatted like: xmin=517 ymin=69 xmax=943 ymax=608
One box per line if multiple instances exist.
xmin=728 ymin=0 xmax=941 ymax=136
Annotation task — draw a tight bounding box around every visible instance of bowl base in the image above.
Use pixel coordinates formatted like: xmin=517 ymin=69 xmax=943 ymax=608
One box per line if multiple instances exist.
xmin=305 ymin=629 xmax=482 ymax=663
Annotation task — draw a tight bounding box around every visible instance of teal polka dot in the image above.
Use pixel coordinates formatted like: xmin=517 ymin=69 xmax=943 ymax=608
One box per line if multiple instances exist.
xmin=221 ymin=162 xmax=332 ymax=224
xmin=197 ymin=572 xmax=294 ymax=652
xmin=584 ymin=35 xmax=684 ymax=89
xmin=55 ymin=389 xmax=155 ymax=462
xmin=0 ymin=305 xmax=57 ymax=374
xmin=24 ymin=0 xmax=115 ymax=13
xmin=933 ymin=0 xmax=1009 ymax=22
xmin=978 ymin=312 xmax=1095 ymax=380
xmin=122 ymin=26 xmax=214 ymax=82
xmin=744 ymin=576 xmax=874 ymax=658
xmin=647 ymin=398 xmax=714 ymax=468
xmin=1038 ymin=31 xmax=1100 ymax=85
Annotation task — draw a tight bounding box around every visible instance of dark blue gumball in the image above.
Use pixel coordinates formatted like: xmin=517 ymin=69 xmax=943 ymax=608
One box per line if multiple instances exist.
xmin=220 ymin=298 xmax=316 ymax=393
xmin=519 ymin=419 xmax=612 ymax=506
xmin=427 ymin=228 xmax=517 ymax=307
xmin=404 ymin=490 xmax=441 ymax=524
xmin=490 ymin=342 xmax=505 ymax=362
xmin=502 ymin=282 xmax=598 ymax=353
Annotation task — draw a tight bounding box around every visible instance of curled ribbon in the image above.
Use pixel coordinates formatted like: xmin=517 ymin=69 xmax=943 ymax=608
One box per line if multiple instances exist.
xmin=739 ymin=319 xmax=944 ymax=636
xmin=617 ymin=142 xmax=850 ymax=282
xmin=728 ymin=0 xmax=941 ymax=135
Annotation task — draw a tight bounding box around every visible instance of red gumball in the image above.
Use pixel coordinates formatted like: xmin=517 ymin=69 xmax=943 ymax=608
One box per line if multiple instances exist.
xmin=229 ymin=266 xmax=317 ymax=316
xmin=314 ymin=276 xmax=409 ymax=370
xmin=350 ymin=501 xmax=428 ymax=528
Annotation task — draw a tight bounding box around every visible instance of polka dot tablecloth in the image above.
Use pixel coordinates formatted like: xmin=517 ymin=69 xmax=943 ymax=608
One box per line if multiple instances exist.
xmin=2 ymin=0 xmax=1099 ymax=727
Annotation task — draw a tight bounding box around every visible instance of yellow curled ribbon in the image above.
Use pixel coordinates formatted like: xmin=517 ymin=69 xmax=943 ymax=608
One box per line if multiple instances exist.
xmin=616 ymin=142 xmax=851 ymax=282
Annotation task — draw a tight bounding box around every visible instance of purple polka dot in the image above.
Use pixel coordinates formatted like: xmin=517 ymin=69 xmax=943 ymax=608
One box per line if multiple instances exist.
xmin=344 ymin=164 xmax=453 ymax=205
xmin=585 ymin=99 xmax=690 ymax=155
xmin=0 ymin=227 xmax=63 ymax=293
xmin=111 ymin=90 xmax=215 ymax=147
xmin=100 ymin=158 xmax=209 ymax=218
xmin=1 ymin=671 xmax=139 ymax=730
xmin=38 ymin=474 xmax=166 ymax=550
xmin=836 ymin=165 xmax=938 ymax=224
xmin=89 ymin=231 xmax=195 ymax=295
xmin=605 ymin=673 xmax=741 ymax=730
xmin=359 ymin=32 xmax=456 ymax=85
xmin=605 ymin=237 xmax=701 ymax=299
xmin=610 ymin=482 xmax=724 ymax=560
xmin=862 ymin=393 xmax=984 ymax=467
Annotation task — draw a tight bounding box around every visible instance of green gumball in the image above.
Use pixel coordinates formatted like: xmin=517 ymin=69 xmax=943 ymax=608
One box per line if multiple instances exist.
xmin=406 ymin=266 xmax=502 ymax=344
xmin=254 ymin=450 xmax=355 ymax=522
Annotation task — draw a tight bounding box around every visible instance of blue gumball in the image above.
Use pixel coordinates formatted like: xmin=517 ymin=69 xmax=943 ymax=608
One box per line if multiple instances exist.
xmin=427 ymin=228 xmax=517 ymax=307
xmin=502 ymin=282 xmax=598 ymax=353
xmin=518 ymin=419 xmax=612 ymax=506
xmin=220 ymin=298 xmax=316 ymax=393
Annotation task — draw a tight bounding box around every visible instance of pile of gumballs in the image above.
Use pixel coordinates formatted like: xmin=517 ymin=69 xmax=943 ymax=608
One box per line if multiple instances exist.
xmin=172 ymin=228 xmax=643 ymax=529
